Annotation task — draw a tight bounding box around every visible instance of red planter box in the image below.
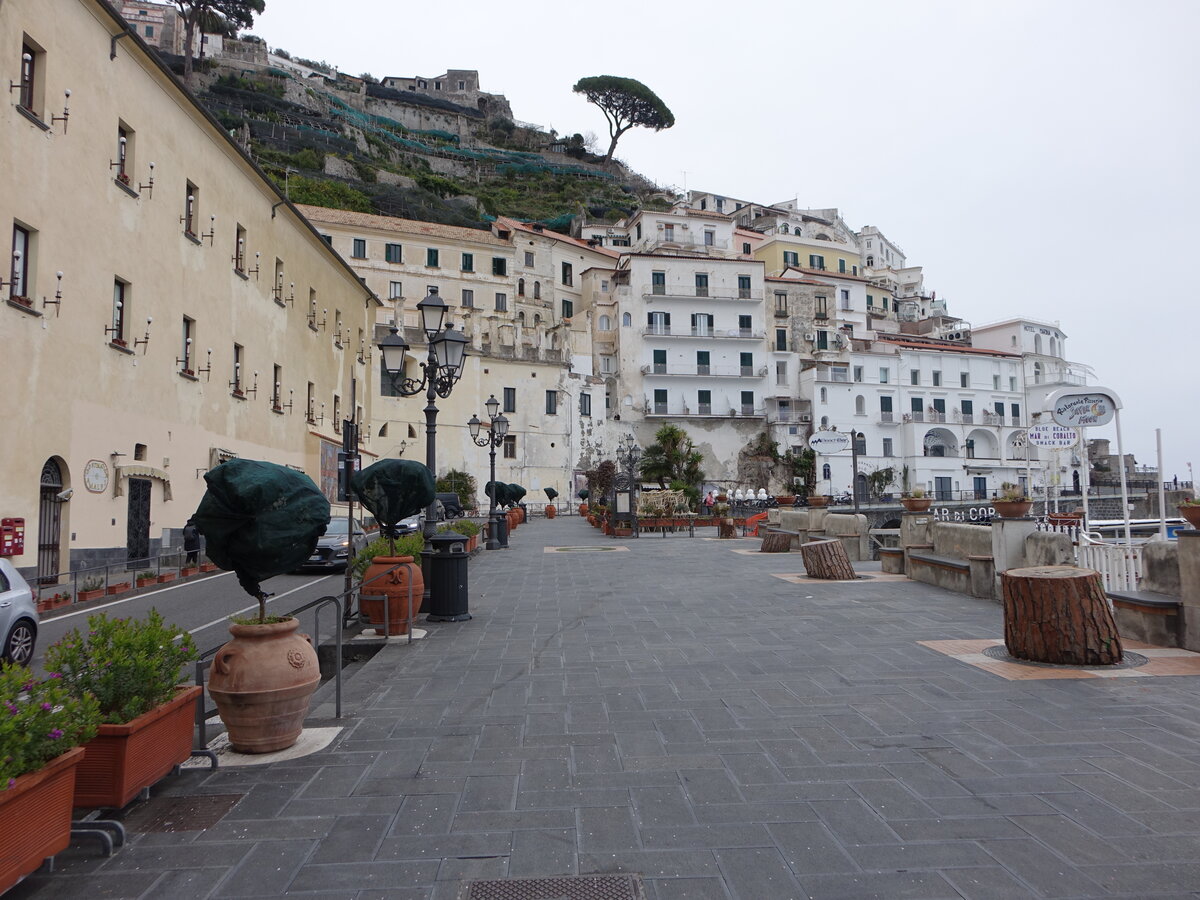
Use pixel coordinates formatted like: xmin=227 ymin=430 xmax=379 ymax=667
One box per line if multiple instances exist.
xmin=0 ymin=747 xmax=83 ymax=892
xmin=156 ymin=572 xmax=177 ymax=584
xmin=106 ymin=581 xmax=131 ymax=596
xmin=199 ymin=563 xmax=217 ymax=572
xmin=78 ymin=589 xmax=105 ymax=603
xmin=73 ymin=685 xmax=201 ymax=809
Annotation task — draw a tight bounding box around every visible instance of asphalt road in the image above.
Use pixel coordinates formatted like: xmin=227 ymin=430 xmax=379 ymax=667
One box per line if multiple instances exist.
xmin=30 ymin=569 xmax=350 ymax=672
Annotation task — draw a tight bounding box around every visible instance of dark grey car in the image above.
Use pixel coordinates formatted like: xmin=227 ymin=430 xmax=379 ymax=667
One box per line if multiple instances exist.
xmin=297 ymin=518 xmax=368 ymax=571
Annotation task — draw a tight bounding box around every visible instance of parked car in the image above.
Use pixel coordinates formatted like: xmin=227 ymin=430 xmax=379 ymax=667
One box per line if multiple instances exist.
xmin=436 ymin=493 xmax=465 ymax=518
xmin=297 ymin=518 xmax=369 ymax=572
xmin=0 ymin=558 xmax=38 ymax=665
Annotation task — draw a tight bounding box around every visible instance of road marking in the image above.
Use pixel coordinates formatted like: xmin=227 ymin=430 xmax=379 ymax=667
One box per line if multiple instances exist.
xmin=188 ymin=576 xmax=337 ymax=635
xmin=49 ymin=571 xmax=236 ymax=623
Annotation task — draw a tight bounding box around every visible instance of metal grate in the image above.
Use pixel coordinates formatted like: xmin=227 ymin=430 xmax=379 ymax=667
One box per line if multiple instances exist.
xmin=120 ymin=793 xmax=243 ymax=832
xmin=461 ymin=875 xmax=645 ymax=900
xmin=982 ymin=644 xmax=1149 ymax=670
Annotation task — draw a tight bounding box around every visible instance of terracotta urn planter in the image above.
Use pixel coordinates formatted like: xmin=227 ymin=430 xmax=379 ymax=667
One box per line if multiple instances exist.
xmin=74 ymin=685 xmax=202 ymax=808
xmin=579 ymin=503 xmax=589 ymax=516
xmin=107 ymin=581 xmax=131 ymax=595
xmin=808 ymin=496 xmax=829 ymax=508
xmin=1179 ymin=505 xmax=1200 ymax=529
xmin=0 ymin=747 xmax=84 ymax=892
xmin=546 ymin=505 xmax=557 ymax=519
xmin=993 ymin=499 xmax=1033 ymax=518
xmin=207 ymin=617 xmax=320 ymax=754
xmin=359 ymin=556 xmax=423 ymax=636
xmin=900 ymin=497 xmax=932 ymax=512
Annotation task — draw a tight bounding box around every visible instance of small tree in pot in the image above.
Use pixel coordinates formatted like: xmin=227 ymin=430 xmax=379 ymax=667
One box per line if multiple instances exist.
xmin=192 ymin=459 xmax=331 ymax=753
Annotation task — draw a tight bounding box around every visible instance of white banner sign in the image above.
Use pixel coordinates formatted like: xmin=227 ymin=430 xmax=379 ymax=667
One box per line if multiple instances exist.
xmin=1051 ymin=393 xmax=1116 ymax=428
xmin=1027 ymin=424 xmax=1079 ymax=448
xmin=808 ymin=431 xmax=852 ymax=454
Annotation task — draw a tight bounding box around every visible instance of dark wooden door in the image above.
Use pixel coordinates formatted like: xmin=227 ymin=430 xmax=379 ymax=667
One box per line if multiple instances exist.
xmin=37 ymin=458 xmax=63 ymax=584
xmin=126 ymin=478 xmax=151 ymax=564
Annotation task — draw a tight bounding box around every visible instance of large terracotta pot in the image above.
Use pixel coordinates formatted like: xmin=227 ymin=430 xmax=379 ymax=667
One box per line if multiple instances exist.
xmin=900 ymin=497 xmax=932 ymax=512
xmin=74 ymin=685 xmax=202 ymax=808
xmin=0 ymin=747 xmax=83 ymax=892
xmin=546 ymin=505 xmax=557 ymax=519
xmin=993 ymin=499 xmax=1033 ymax=518
xmin=808 ymin=496 xmax=829 ymax=508
xmin=359 ymin=556 xmax=423 ymax=636
xmin=579 ymin=503 xmax=588 ymax=516
xmin=207 ymin=618 xmax=320 ymax=754
xmin=1179 ymin=505 xmax=1200 ymax=529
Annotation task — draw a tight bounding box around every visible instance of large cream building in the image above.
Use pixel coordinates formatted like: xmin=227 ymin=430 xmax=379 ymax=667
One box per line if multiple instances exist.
xmin=1 ymin=0 xmax=377 ymax=580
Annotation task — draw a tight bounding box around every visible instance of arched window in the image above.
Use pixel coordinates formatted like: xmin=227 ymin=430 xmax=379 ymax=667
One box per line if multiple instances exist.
xmin=518 ymin=278 xmax=525 ymax=297
xmin=518 ymin=311 xmax=525 ymax=324
xmin=820 ymin=415 xmax=829 ymax=426
xmin=1049 ymin=337 xmax=1058 ymax=357
xmin=822 ymin=463 xmax=831 ymax=480
xmin=780 ymin=224 xmax=789 ymax=234
xmin=819 ymin=387 xmax=827 ymax=403
xmin=866 ymin=255 xmax=874 ymax=266
xmin=533 ymin=281 xmax=541 ymax=299
xmin=533 ymin=313 xmax=541 ymax=325
xmin=598 ymin=314 xmax=611 ymax=331
xmin=855 ymin=395 xmax=865 ymax=415
xmin=1033 ymin=362 xmax=1043 ymax=384
xmin=622 ymin=312 xmax=631 ymax=327
xmin=1034 ymin=334 xmax=1043 ymax=354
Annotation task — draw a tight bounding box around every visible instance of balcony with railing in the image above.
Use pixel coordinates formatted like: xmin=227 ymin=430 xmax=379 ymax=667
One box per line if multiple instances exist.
xmin=645 ymin=401 xmax=766 ymax=419
xmin=643 ymin=326 xmax=766 ymax=340
xmin=643 ymin=283 xmax=763 ymax=301
xmin=640 ymin=233 xmax=732 ymax=253
xmin=641 ymin=364 xmax=767 ymax=378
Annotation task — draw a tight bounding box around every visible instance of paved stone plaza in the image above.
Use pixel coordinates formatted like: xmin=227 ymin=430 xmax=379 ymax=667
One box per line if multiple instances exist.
xmin=14 ymin=518 xmax=1200 ymax=899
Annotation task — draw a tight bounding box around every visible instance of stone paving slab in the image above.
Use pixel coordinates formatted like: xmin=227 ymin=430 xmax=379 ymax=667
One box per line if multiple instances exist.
xmin=12 ymin=517 xmax=1200 ymax=899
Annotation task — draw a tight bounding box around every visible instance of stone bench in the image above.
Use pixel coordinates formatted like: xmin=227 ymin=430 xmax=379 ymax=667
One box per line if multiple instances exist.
xmin=907 ymin=550 xmax=972 ymax=596
xmin=879 ymin=547 xmax=904 ymax=575
xmin=1108 ymin=589 xmax=1181 ymax=646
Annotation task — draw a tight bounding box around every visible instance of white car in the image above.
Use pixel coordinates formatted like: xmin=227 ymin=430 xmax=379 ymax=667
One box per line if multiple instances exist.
xmin=0 ymin=559 xmax=38 ymax=665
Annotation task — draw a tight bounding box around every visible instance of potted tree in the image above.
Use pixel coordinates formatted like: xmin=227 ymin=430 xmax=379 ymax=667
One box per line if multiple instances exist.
xmin=351 ymin=459 xmax=437 ymax=638
xmin=44 ymin=610 xmax=199 ymax=808
xmin=578 ymin=489 xmax=589 ymax=516
xmin=0 ymin=663 xmax=100 ymax=892
xmin=993 ymin=482 xmax=1033 ymax=518
xmin=900 ymin=486 xmax=932 ymax=512
xmin=193 ymin=459 xmax=330 ymax=754
xmin=544 ymin=487 xmax=559 ymax=518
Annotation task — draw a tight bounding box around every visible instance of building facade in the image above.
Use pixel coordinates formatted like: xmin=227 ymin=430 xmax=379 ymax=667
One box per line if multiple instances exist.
xmin=1 ymin=0 xmax=375 ymax=578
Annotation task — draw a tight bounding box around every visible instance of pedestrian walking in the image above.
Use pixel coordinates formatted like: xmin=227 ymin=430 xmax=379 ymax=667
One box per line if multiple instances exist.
xmin=183 ymin=518 xmax=200 ymax=566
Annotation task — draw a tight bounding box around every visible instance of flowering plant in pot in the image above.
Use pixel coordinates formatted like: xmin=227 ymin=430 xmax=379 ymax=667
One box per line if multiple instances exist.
xmin=900 ymin=486 xmax=931 ymax=512
xmin=1178 ymin=498 xmax=1200 ymax=529
xmin=350 ymin=458 xmax=437 ymax=636
xmin=0 ymin=662 xmax=100 ymax=891
xmin=44 ymin=609 xmax=199 ymax=808
xmin=77 ymin=576 xmax=105 ymax=603
xmin=192 ymin=459 xmax=332 ymax=754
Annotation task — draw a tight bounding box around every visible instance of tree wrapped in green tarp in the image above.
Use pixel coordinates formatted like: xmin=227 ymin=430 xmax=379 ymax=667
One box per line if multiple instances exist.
xmin=192 ymin=459 xmax=330 ymax=619
xmin=485 ymin=481 xmax=510 ymax=506
xmin=507 ymin=484 xmax=526 ymax=507
xmin=351 ymin=459 xmax=435 ymax=551
xmin=544 ymin=487 xmax=559 ymax=501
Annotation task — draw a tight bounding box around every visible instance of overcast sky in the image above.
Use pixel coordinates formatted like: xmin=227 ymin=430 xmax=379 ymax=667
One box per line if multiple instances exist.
xmin=251 ymin=0 xmax=1198 ymax=480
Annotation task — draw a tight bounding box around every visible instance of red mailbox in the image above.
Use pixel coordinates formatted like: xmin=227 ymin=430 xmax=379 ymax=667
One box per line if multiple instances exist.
xmin=0 ymin=518 xmax=25 ymax=557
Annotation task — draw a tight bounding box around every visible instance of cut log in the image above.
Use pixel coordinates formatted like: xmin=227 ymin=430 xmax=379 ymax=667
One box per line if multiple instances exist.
xmin=800 ymin=539 xmax=856 ymax=580
xmin=718 ymin=519 xmax=737 ymax=539
xmin=759 ymin=532 xmax=793 ymax=553
xmin=1001 ymin=566 xmax=1122 ymax=665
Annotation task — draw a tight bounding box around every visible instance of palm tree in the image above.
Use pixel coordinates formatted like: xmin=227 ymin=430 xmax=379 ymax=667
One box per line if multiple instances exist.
xmin=639 ymin=425 xmax=704 ymax=490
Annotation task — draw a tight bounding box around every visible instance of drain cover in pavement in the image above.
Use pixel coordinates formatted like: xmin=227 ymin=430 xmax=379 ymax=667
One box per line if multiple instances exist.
xmin=459 ymin=875 xmax=645 ymax=900
xmin=982 ymin=644 xmax=1149 ymax=670
xmin=121 ymin=793 xmax=243 ymax=832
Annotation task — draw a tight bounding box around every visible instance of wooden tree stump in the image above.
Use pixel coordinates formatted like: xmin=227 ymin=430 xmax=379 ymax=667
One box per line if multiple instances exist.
xmin=760 ymin=532 xmax=793 ymax=553
xmin=718 ymin=519 xmax=737 ymax=539
xmin=1001 ymin=566 xmax=1123 ymax=665
xmin=800 ymin=539 xmax=856 ymax=580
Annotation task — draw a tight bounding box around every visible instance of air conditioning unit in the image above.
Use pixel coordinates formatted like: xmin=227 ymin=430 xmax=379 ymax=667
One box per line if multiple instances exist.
xmin=799 ymin=414 xmax=812 ymax=423
xmin=680 ymin=224 xmax=689 ymax=230
xmin=656 ymin=224 xmax=664 ymax=229
xmin=803 ymin=333 xmax=816 ymax=341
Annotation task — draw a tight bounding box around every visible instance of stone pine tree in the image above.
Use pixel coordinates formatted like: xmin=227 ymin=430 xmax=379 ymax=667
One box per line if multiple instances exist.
xmin=173 ymin=0 xmax=266 ymax=84
xmin=572 ymin=76 xmax=675 ymax=164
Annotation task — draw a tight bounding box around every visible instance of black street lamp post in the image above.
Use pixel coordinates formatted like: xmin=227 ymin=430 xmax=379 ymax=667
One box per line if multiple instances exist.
xmin=615 ymin=434 xmax=642 ymax=537
xmin=468 ymin=394 xmax=510 ymax=551
xmin=377 ymin=288 xmax=469 ymax=605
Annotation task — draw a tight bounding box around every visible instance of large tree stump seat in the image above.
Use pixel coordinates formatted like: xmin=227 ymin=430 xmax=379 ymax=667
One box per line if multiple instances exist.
xmin=760 ymin=529 xmax=799 ymax=553
xmin=1001 ymin=566 xmax=1122 ymax=665
xmin=800 ymin=539 xmax=856 ymax=580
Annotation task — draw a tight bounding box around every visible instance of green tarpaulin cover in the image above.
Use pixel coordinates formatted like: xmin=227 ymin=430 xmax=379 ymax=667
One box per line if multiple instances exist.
xmin=192 ymin=459 xmax=330 ymax=599
xmin=351 ymin=459 xmax=435 ymax=536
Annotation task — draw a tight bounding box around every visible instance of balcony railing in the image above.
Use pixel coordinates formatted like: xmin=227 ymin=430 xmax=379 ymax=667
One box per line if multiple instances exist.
xmin=641 ymin=364 xmax=767 ymax=378
xmin=642 ymin=234 xmax=730 ymax=251
xmin=879 ymin=411 xmax=896 ymax=424
xmin=645 ymin=403 xmax=766 ymax=418
xmin=644 ymin=284 xmax=763 ymax=301
xmin=642 ymin=327 xmax=765 ymax=339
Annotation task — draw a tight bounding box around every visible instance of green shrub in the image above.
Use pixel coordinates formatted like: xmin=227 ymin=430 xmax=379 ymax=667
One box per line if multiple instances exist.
xmin=0 ymin=663 xmax=99 ymax=788
xmin=438 ymin=520 xmax=481 ymax=538
xmin=436 ymin=469 xmax=477 ymax=511
xmin=44 ymin=610 xmax=196 ymax=725
xmin=350 ymin=534 xmax=426 ymax=579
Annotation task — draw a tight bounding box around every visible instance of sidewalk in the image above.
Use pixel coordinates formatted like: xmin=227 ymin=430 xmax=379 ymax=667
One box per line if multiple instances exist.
xmin=13 ymin=518 xmax=1200 ymax=899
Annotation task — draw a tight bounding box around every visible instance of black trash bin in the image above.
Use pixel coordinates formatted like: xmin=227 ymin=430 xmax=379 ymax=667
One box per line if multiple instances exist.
xmin=488 ymin=511 xmax=509 ymax=549
xmin=426 ymin=532 xmax=471 ymax=622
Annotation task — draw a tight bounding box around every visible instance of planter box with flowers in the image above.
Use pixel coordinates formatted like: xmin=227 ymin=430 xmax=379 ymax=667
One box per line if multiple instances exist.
xmin=46 ymin=609 xmax=198 ymax=809
xmin=0 ymin=663 xmax=100 ymax=892
xmin=156 ymin=571 xmax=177 ymax=584
xmin=199 ymin=562 xmax=218 ymax=572
xmin=135 ymin=572 xmax=157 ymax=589
xmin=106 ymin=581 xmax=131 ymax=596
xmin=77 ymin=577 xmax=106 ymax=603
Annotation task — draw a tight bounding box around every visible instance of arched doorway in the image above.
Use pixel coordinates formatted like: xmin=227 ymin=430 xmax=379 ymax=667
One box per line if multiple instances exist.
xmin=855 ymin=472 xmax=869 ymax=502
xmin=37 ymin=458 xmax=65 ymax=583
